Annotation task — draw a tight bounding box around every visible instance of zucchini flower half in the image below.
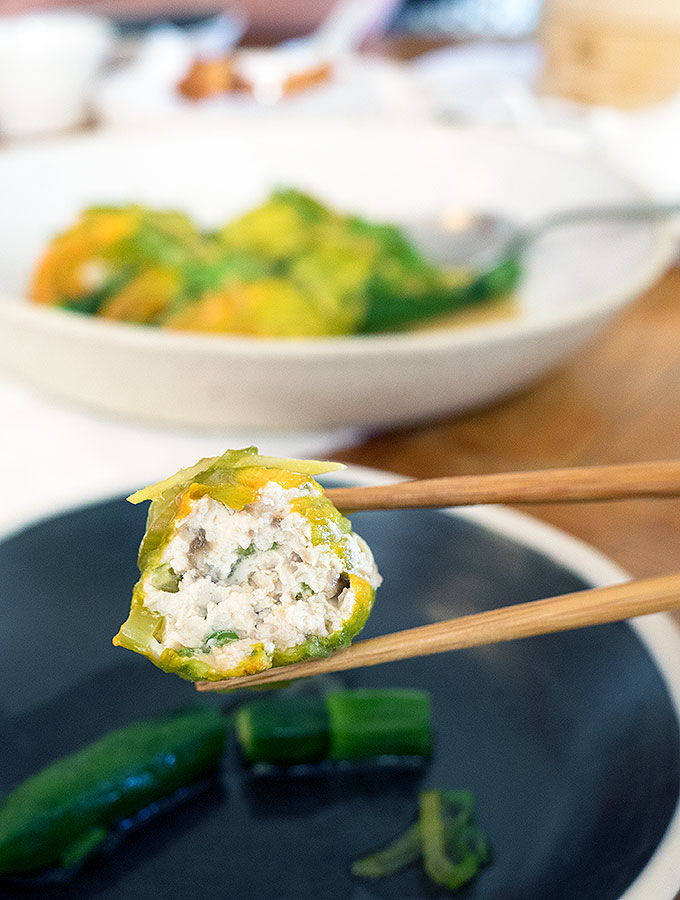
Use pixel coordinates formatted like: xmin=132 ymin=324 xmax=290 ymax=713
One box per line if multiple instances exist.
xmin=114 ymin=448 xmax=381 ymax=682
xmin=30 ymin=205 xmax=205 ymax=323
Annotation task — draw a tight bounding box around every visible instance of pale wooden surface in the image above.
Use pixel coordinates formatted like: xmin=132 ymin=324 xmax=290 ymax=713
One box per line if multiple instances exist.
xmin=541 ymin=4 xmax=680 ymax=108
xmin=198 ymin=573 xmax=680 ymax=691
xmin=337 ymin=268 xmax=680 ymax=581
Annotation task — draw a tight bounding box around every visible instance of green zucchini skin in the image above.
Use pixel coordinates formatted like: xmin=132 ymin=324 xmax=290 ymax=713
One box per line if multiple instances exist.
xmin=115 ymin=449 xmax=378 ymax=682
xmin=327 ymin=689 xmax=432 ymax=760
xmin=235 ymin=688 xmax=431 ymax=766
xmin=0 ymin=707 xmax=227 ymax=875
xmin=236 ymin=695 xmax=330 ymax=765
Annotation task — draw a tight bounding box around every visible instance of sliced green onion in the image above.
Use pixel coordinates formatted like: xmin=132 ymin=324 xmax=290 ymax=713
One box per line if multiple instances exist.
xmin=351 ymin=822 xmax=421 ymax=878
xmin=206 ymin=630 xmax=240 ymax=647
xmin=326 ymin=689 xmax=431 ymax=760
xmin=295 ymin=583 xmax=315 ymax=601
xmin=228 ymin=544 xmax=257 ymax=578
xmin=350 ymin=791 xmax=478 ymax=880
xmin=419 ymin=789 xmax=488 ymax=891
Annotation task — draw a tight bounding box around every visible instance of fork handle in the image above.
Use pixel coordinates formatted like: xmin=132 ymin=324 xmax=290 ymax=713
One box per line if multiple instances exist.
xmin=515 ymin=200 xmax=680 ymax=253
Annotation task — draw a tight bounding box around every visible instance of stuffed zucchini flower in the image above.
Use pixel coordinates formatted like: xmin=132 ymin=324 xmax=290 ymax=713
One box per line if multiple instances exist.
xmin=114 ymin=449 xmax=381 ymax=682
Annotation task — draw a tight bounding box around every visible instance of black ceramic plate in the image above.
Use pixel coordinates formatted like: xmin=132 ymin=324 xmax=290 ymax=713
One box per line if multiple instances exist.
xmin=1 ymin=477 xmax=679 ymax=900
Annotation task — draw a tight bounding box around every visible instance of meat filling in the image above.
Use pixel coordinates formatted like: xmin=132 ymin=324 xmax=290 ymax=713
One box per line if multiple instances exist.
xmin=142 ymin=480 xmax=381 ymax=669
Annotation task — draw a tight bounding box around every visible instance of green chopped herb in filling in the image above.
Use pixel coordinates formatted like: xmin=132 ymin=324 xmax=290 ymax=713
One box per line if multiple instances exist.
xmin=205 ymin=631 xmax=240 ymax=647
xmin=227 ymin=544 xmax=257 ymax=578
xmin=295 ymin=583 xmax=315 ymax=601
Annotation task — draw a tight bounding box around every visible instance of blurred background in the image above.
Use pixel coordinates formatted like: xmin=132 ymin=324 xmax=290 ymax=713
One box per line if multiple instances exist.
xmin=0 ymin=0 xmax=679 ymax=576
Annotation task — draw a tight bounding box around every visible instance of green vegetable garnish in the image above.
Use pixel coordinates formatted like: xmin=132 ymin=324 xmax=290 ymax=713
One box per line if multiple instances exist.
xmin=351 ymin=822 xmax=422 ymax=878
xmin=34 ymin=189 xmax=519 ymax=336
xmin=236 ymin=694 xmax=330 ymax=765
xmin=326 ymin=689 xmax=432 ymax=760
xmin=234 ymin=688 xmax=431 ymax=765
xmin=352 ymin=789 xmax=490 ymax=891
xmin=420 ymin=789 xmax=491 ymax=891
xmin=0 ymin=707 xmax=227 ymax=875
xmin=360 ymin=256 xmax=522 ymax=333
xmin=228 ymin=543 xmax=257 ymax=578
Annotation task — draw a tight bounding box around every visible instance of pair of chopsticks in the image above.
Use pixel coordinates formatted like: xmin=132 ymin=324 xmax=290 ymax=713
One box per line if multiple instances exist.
xmin=196 ymin=460 xmax=680 ymax=692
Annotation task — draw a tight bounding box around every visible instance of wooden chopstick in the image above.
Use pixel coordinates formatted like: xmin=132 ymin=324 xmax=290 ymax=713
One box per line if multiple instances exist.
xmin=196 ymin=572 xmax=680 ymax=692
xmin=324 ymin=460 xmax=680 ymax=511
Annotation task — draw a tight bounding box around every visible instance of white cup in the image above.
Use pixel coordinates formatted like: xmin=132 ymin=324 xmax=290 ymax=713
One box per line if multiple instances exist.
xmin=0 ymin=12 xmax=114 ymax=139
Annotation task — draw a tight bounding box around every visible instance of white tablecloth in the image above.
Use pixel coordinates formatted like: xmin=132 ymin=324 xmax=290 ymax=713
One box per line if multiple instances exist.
xmin=0 ymin=371 xmax=362 ymax=537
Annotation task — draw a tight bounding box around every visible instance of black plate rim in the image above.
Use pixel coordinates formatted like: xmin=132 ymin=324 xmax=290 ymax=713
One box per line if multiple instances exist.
xmin=2 ymin=461 xmax=680 ymax=900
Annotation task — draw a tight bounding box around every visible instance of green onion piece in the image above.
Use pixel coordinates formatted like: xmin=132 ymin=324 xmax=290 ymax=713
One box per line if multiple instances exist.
xmin=360 ymin=256 xmax=521 ymax=334
xmin=235 ymin=695 xmax=330 ymax=765
xmin=351 ymin=790 xmax=477 ymax=880
xmin=326 ymin=689 xmax=431 ymax=760
xmin=295 ymin=583 xmax=315 ymax=601
xmin=206 ymin=630 xmax=240 ymax=647
xmin=439 ymin=790 xmax=475 ymax=828
xmin=351 ymin=822 xmax=421 ymax=878
xmin=228 ymin=544 xmax=256 ymax=578
xmin=149 ymin=563 xmax=181 ymax=593
xmin=419 ymin=789 xmax=488 ymax=891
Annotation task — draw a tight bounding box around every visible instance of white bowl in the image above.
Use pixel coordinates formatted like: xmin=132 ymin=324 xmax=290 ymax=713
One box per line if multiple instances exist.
xmin=0 ymin=122 xmax=674 ymax=429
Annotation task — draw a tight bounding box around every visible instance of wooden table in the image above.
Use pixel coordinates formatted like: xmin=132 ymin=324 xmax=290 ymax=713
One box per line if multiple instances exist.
xmin=338 ymin=266 xmax=680 ymax=580
xmin=339 ymin=263 xmax=680 ymax=900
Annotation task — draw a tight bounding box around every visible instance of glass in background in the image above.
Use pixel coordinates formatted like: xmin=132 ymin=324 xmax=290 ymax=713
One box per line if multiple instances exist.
xmin=540 ymin=0 xmax=680 ymax=109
